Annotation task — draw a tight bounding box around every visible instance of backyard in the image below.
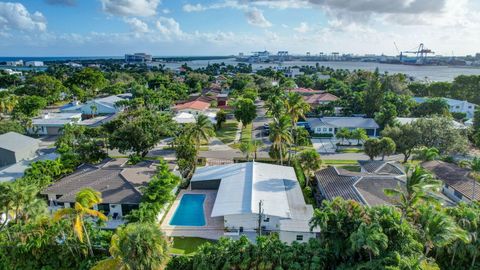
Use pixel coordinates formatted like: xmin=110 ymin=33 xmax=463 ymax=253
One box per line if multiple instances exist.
xmin=169 ymin=237 xmax=215 ymax=255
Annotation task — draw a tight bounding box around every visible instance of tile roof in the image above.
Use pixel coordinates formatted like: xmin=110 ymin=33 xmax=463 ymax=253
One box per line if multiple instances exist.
xmin=422 ymin=160 xmax=480 ymax=201
xmin=303 ymin=93 xmax=339 ymax=104
xmin=314 ymin=166 xmax=405 ymax=206
xmin=290 ymin=88 xmax=324 ymax=94
xmin=173 ymin=100 xmax=211 ymax=111
xmin=0 ymin=132 xmax=40 ymax=153
xmin=41 ymin=159 xmax=157 ymax=204
xmin=358 ymin=161 xmax=404 ymax=175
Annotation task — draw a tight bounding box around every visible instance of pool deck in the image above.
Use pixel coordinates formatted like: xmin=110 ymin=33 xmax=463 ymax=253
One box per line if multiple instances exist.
xmin=161 ymin=189 xmax=224 ymax=240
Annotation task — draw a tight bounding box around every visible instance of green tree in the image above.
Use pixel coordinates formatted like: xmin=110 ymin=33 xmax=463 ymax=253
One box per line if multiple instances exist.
xmin=363 ymin=75 xmax=384 ymax=117
xmin=349 ymin=222 xmax=388 ymax=261
xmin=297 ymin=149 xmax=322 ymax=186
xmin=18 ymin=74 xmax=67 ymax=104
xmin=269 ymin=115 xmax=292 ymax=165
xmin=351 ymin=128 xmax=368 ymax=145
xmin=215 ymin=109 xmax=227 ymax=129
xmin=173 ymin=132 xmax=197 ymax=180
xmin=382 ymin=124 xmax=421 ymax=163
xmin=336 ymin=128 xmax=351 ymax=145
xmin=374 ymin=103 xmax=398 ymax=129
xmin=379 ymin=137 xmax=396 ymax=161
xmin=364 ymin=138 xmax=381 ymax=160
xmin=233 ymin=97 xmax=257 ymax=127
xmin=92 ymin=223 xmax=169 ymax=270
xmin=265 ymin=95 xmax=285 ymax=119
xmin=67 ymin=67 xmax=108 ymax=98
xmin=53 ymin=188 xmax=108 ymax=257
xmin=414 ymin=98 xmax=451 ymax=117
xmin=187 ymin=114 xmax=214 ymax=152
xmin=240 ymin=141 xmax=254 ymax=161
xmin=12 ymin=95 xmax=47 ymax=118
xmin=384 ymin=166 xmax=442 ymax=219
xmin=250 ymin=140 xmax=264 ymax=160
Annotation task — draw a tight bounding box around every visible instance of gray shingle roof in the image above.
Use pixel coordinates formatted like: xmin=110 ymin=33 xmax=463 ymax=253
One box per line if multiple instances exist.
xmin=307 ymin=117 xmax=379 ymax=129
xmin=422 ymin=160 xmax=480 ymax=201
xmin=0 ymin=132 xmax=40 ymax=153
xmin=42 ymin=159 xmax=156 ymax=204
xmin=358 ymin=161 xmax=404 ymax=175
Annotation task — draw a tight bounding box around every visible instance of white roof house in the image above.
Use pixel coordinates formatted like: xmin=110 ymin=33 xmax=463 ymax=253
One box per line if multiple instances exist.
xmin=190 ymin=162 xmax=319 ymax=243
xmin=414 ymin=97 xmax=477 ymax=119
xmin=307 ymin=117 xmax=380 ymax=136
xmin=173 ymin=112 xmax=217 ymax=124
xmin=61 ymin=94 xmax=131 ymax=115
xmin=30 ymin=113 xmax=82 ymax=135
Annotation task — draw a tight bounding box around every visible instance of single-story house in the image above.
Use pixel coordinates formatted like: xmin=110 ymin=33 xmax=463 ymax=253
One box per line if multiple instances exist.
xmin=422 ymin=160 xmax=480 ymax=202
xmin=289 ymin=88 xmax=324 ymax=95
xmin=61 ymin=94 xmax=131 ymax=116
xmin=0 ymin=132 xmax=40 ymax=167
xmin=173 ymin=112 xmax=217 ymax=124
xmin=314 ymin=161 xmax=406 ymax=206
xmin=303 ymin=93 xmax=339 ymax=107
xmin=173 ymin=100 xmax=212 ymax=115
xmin=306 ymin=117 xmax=380 ymax=137
xmin=0 ymin=152 xmax=58 ymax=183
xmin=29 ymin=113 xmax=82 ymax=135
xmin=414 ymin=97 xmax=477 ymax=119
xmin=41 ymin=159 xmax=157 ymax=228
xmin=190 ymin=162 xmax=320 ymax=244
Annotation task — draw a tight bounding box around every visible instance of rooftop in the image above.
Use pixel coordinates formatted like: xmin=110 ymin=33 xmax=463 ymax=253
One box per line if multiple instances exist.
xmin=0 ymin=132 xmax=40 ymax=153
xmin=307 ymin=117 xmax=379 ymax=129
xmin=191 ymin=162 xmax=316 ymax=231
xmin=42 ymin=159 xmax=157 ymax=204
xmin=174 ymin=100 xmax=211 ymax=111
xmin=303 ymin=93 xmax=339 ymax=104
xmin=422 ymin=160 xmax=480 ymax=201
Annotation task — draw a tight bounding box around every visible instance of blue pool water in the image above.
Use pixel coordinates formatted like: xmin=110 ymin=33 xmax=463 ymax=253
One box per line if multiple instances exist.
xmin=169 ymin=194 xmax=206 ymax=226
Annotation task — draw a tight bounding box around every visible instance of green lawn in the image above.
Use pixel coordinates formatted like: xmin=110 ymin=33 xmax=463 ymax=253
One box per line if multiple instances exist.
xmin=337 ymin=148 xmax=363 ymax=153
xmin=240 ymin=123 xmax=252 ymax=143
xmin=215 ymin=120 xmax=239 ymax=144
xmin=169 ymin=237 xmax=214 ymax=255
xmin=323 ymin=159 xmax=358 ymax=165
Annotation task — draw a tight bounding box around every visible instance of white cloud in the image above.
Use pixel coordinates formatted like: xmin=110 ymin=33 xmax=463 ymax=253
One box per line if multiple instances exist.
xmin=0 ymin=2 xmax=47 ymax=32
xmin=183 ymin=1 xmax=245 ymax=12
xmin=245 ymin=8 xmax=272 ymax=27
xmin=100 ymin=0 xmax=161 ymax=17
xmin=124 ymin=17 xmax=149 ymax=33
xmin=294 ymin=22 xmax=310 ymax=33
xmin=183 ymin=3 xmax=206 ymax=12
xmin=155 ymin=17 xmax=185 ymax=40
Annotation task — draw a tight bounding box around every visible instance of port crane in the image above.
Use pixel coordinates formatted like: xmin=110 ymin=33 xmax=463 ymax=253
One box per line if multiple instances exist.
xmin=394 ymin=42 xmax=434 ymax=65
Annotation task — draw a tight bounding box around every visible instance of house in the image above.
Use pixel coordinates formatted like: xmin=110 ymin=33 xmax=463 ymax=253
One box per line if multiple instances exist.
xmin=61 ymin=94 xmax=130 ymax=116
xmin=173 ymin=100 xmax=212 ymax=115
xmin=29 ymin=113 xmax=82 ymax=135
xmin=303 ymin=93 xmax=339 ymax=107
xmin=173 ymin=112 xmax=217 ymax=124
xmin=289 ymin=88 xmax=324 ymax=95
xmin=190 ymin=162 xmax=320 ymax=244
xmin=25 ymin=61 xmax=44 ymax=67
xmin=396 ymin=117 xmax=467 ymax=129
xmin=125 ymin=53 xmax=152 ymax=63
xmin=0 ymin=132 xmax=40 ymax=167
xmin=284 ymin=68 xmax=304 ymax=78
xmin=414 ymin=97 xmax=477 ymax=119
xmin=422 ymin=160 xmax=480 ymax=202
xmin=41 ymin=159 xmax=157 ymax=228
xmin=306 ymin=117 xmax=380 ymax=137
xmin=314 ymin=161 xmax=406 ymax=206
xmin=0 ymin=152 xmax=58 ymax=183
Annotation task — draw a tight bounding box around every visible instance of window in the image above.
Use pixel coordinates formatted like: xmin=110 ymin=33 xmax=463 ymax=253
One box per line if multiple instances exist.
xmin=296 ymin=235 xmax=303 ymax=241
xmin=263 ymin=217 xmax=270 ymax=222
xmin=97 ymin=204 xmax=110 ymax=215
xmin=121 ymin=204 xmax=139 ymax=216
xmin=328 ymin=128 xmax=333 ymax=132
xmin=323 ymin=128 xmax=327 ymax=132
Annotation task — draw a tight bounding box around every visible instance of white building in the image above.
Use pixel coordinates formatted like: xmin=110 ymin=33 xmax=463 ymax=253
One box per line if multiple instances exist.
xmin=190 ymin=162 xmax=320 ymax=244
xmin=414 ymin=97 xmax=477 ymax=119
xmin=306 ymin=117 xmax=380 ymax=137
xmin=285 ymin=68 xmax=304 ymax=78
xmin=29 ymin=113 xmax=82 ymax=135
xmin=6 ymin=60 xmax=23 ymax=66
xmin=25 ymin=61 xmax=44 ymax=67
xmin=61 ymin=94 xmax=131 ymax=116
xmin=125 ymin=53 xmax=152 ymax=63
xmin=2 ymin=69 xmax=21 ymax=75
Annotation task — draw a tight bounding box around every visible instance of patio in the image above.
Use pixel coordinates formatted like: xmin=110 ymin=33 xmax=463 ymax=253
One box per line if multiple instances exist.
xmin=160 ymin=189 xmax=224 ymax=240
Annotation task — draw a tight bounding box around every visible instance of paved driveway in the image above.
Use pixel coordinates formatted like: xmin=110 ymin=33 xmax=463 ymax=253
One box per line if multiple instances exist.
xmin=311 ymin=138 xmax=336 ymax=153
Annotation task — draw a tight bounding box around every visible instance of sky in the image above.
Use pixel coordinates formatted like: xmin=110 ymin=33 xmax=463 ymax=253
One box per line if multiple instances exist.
xmin=1 ymin=0 xmax=480 ymax=56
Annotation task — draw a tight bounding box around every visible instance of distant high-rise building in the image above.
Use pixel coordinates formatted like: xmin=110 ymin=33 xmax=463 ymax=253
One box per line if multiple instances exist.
xmin=125 ymin=53 xmax=152 ymax=63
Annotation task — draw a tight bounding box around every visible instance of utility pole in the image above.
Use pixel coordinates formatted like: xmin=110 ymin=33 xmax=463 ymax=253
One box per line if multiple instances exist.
xmin=257 ymin=200 xmax=263 ymax=237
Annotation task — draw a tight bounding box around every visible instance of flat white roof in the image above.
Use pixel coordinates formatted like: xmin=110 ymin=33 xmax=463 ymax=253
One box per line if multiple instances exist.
xmin=191 ymin=162 xmax=313 ymax=221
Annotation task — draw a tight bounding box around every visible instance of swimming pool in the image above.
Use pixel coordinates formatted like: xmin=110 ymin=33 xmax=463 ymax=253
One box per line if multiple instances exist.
xmin=169 ymin=194 xmax=206 ymax=226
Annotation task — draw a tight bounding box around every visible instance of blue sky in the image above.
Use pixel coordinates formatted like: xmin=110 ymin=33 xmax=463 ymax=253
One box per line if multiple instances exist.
xmin=1 ymin=0 xmax=480 ymax=56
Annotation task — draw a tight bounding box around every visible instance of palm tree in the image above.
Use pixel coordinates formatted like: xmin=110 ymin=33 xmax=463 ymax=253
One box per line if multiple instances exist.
xmin=240 ymin=141 xmax=253 ymax=161
xmin=187 ymin=114 xmax=214 ymax=152
xmin=349 ymin=223 xmax=388 ymax=261
xmin=92 ymin=223 xmax=169 ymax=270
xmin=269 ymin=115 xmax=292 ymax=165
xmin=417 ymin=205 xmax=469 ymax=257
xmin=284 ymin=92 xmax=310 ymax=159
xmin=251 ymin=140 xmax=264 ymax=160
xmin=297 ymin=149 xmax=322 ymax=187
xmin=336 ymin=128 xmax=351 ymax=145
xmin=384 ymin=166 xmax=442 ymax=219
xmin=53 ymin=188 xmax=107 ymax=257
xmin=265 ymin=95 xmax=285 ymax=119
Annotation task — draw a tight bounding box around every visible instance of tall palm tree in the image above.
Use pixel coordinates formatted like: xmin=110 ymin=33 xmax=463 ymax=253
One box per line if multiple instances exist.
xmin=265 ymin=95 xmax=285 ymax=119
xmin=349 ymin=222 xmax=388 ymax=261
xmin=251 ymin=140 xmax=264 ymax=160
xmin=92 ymin=223 xmax=169 ymax=270
xmin=53 ymin=188 xmax=107 ymax=257
xmin=269 ymin=115 xmax=292 ymax=165
xmin=384 ymin=166 xmax=442 ymax=219
xmin=284 ymin=92 xmax=310 ymax=160
xmin=187 ymin=114 xmax=214 ymax=152
xmin=240 ymin=141 xmax=253 ymax=161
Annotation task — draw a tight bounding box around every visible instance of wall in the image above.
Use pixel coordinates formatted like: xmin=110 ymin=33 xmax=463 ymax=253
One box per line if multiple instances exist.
xmin=224 ymin=214 xmax=281 ymax=231
xmin=109 ymin=204 xmax=123 ymax=217
xmin=279 ymin=231 xmax=317 ymax=244
xmin=0 ymin=149 xmax=15 ymax=166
